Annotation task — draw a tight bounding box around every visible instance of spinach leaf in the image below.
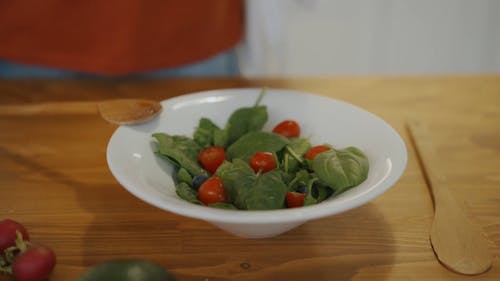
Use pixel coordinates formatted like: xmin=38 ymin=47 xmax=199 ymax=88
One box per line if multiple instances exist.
xmin=226 ymin=131 xmax=289 ymax=162
xmin=312 ymin=146 xmax=369 ymax=194
xmin=283 ymin=137 xmax=310 ymax=173
xmin=287 ymin=169 xmax=310 ymax=191
xmin=316 ymin=182 xmax=333 ymax=202
xmin=177 ymin=168 xmax=193 ymax=186
xmin=303 ymin=177 xmax=319 ymax=206
xmin=274 ymin=169 xmax=294 ymax=187
xmin=225 ymin=90 xmax=268 ymax=144
xmin=226 ymin=106 xmax=267 ymax=144
xmin=193 ymin=118 xmax=220 ymax=147
xmin=152 ymin=133 xmax=207 ymax=177
xmin=243 ymin=170 xmax=288 ymax=210
xmin=176 ymin=182 xmax=201 ymax=204
xmin=216 ymin=159 xmax=287 ymax=210
xmin=215 ymin=159 xmax=255 ymax=203
xmin=213 ymin=128 xmax=229 ymax=148
xmin=303 ymin=178 xmax=330 ymax=206
xmin=209 ymin=202 xmax=238 ymax=210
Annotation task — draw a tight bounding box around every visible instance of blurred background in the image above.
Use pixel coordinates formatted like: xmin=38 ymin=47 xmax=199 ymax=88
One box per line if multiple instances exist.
xmin=1 ymin=0 xmax=499 ymax=78
xmin=240 ymin=0 xmax=500 ymax=77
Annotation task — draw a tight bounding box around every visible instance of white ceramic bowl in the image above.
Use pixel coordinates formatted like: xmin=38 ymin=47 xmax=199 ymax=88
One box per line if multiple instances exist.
xmin=106 ymin=88 xmax=407 ymax=238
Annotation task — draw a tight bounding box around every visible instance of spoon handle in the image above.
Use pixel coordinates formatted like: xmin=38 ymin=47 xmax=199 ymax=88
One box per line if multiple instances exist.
xmin=406 ymin=119 xmax=450 ymax=205
xmin=0 ymin=101 xmax=98 ymax=116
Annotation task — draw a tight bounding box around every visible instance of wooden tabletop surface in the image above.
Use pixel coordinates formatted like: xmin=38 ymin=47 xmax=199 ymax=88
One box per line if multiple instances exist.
xmin=0 ymin=76 xmax=498 ymax=280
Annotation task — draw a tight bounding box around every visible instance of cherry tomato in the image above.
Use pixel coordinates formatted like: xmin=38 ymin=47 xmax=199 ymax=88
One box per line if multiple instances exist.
xmin=0 ymin=219 xmax=30 ymax=252
xmin=286 ymin=192 xmax=307 ymax=208
xmin=198 ymin=146 xmax=226 ymax=174
xmin=198 ymin=177 xmax=227 ymax=205
xmin=12 ymin=245 xmax=56 ymax=281
xmin=272 ymin=120 xmax=301 ymax=138
xmin=305 ymin=145 xmax=331 ymax=160
xmin=249 ymin=152 xmax=277 ymax=173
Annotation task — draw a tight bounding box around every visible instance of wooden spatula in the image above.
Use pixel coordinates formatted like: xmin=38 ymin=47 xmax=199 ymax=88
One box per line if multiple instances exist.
xmin=98 ymin=99 xmax=162 ymax=125
xmin=407 ymin=119 xmax=491 ymax=275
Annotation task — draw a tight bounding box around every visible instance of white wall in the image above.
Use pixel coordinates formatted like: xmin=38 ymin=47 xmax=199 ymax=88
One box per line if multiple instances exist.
xmin=239 ymin=0 xmax=500 ymax=76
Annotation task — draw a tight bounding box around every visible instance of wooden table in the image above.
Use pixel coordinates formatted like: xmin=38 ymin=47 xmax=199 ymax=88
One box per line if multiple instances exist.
xmin=0 ymin=77 xmax=498 ymax=280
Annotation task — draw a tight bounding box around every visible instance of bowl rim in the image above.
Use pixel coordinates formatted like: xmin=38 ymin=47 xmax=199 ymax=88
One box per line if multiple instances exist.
xmin=106 ymin=88 xmax=408 ymax=224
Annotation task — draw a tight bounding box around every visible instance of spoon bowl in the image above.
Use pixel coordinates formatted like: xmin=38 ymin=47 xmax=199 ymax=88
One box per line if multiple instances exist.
xmin=98 ymin=99 xmax=162 ymax=125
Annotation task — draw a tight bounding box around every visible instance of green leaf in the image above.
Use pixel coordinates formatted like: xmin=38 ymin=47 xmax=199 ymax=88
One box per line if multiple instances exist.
xmin=213 ymin=128 xmax=229 ymax=148
xmin=225 ymin=88 xmax=268 ymax=145
xmin=76 ymin=260 xmax=175 ymax=281
xmin=226 ymin=131 xmax=289 ymax=162
xmin=152 ymin=133 xmax=207 ymax=177
xmin=312 ymin=146 xmax=369 ymax=194
xmin=216 ymin=160 xmax=287 ymax=210
xmin=283 ymin=137 xmax=310 ymax=173
xmin=14 ymin=231 xmax=27 ymax=252
xmin=175 ymin=182 xmax=201 ymax=204
xmin=288 ymin=169 xmax=310 ymax=191
xmin=243 ymin=170 xmax=288 ymax=210
xmin=177 ymin=168 xmax=192 ymax=186
xmin=274 ymin=169 xmax=294 ymax=187
xmin=315 ymin=182 xmax=332 ymax=202
xmin=226 ymin=104 xmax=268 ymax=145
xmin=0 ymin=264 xmax=12 ymax=274
xmin=216 ymin=159 xmax=255 ymax=203
xmin=303 ymin=177 xmax=319 ymax=206
xmin=209 ymin=202 xmax=238 ymax=210
xmin=193 ymin=118 xmax=221 ymax=147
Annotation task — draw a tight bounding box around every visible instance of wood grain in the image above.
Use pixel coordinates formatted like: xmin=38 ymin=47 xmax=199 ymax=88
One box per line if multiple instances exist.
xmin=0 ymin=77 xmax=499 ymax=281
xmin=407 ymin=119 xmax=492 ymax=275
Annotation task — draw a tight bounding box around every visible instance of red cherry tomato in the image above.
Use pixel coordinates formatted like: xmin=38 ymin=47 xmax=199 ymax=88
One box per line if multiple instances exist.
xmin=198 ymin=177 xmax=227 ymax=205
xmin=12 ymin=245 xmax=56 ymax=281
xmin=286 ymin=192 xmax=307 ymax=208
xmin=305 ymin=145 xmax=331 ymax=160
xmin=249 ymin=152 xmax=277 ymax=173
xmin=198 ymin=146 xmax=226 ymax=174
xmin=272 ymin=120 xmax=301 ymax=138
xmin=0 ymin=219 xmax=30 ymax=252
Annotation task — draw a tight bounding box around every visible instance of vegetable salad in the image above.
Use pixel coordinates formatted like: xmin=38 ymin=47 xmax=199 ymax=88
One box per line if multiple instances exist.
xmin=152 ymin=90 xmax=369 ymax=210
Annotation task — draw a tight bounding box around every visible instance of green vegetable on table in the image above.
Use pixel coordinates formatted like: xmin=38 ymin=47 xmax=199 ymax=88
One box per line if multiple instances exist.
xmin=152 ymin=89 xmax=369 ymax=210
xmin=77 ymin=260 xmax=175 ymax=281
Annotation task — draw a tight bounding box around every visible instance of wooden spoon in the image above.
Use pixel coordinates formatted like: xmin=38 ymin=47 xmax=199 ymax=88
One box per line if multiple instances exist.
xmin=97 ymin=99 xmax=162 ymax=125
xmin=0 ymin=99 xmax=162 ymax=125
xmin=407 ymin=119 xmax=492 ymax=275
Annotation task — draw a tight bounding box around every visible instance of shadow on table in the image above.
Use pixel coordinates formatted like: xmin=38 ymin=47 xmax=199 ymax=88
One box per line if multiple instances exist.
xmin=164 ymin=203 xmax=395 ymax=281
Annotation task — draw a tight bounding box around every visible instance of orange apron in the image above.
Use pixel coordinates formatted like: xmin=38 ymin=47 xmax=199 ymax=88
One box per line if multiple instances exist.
xmin=0 ymin=0 xmax=243 ymax=74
